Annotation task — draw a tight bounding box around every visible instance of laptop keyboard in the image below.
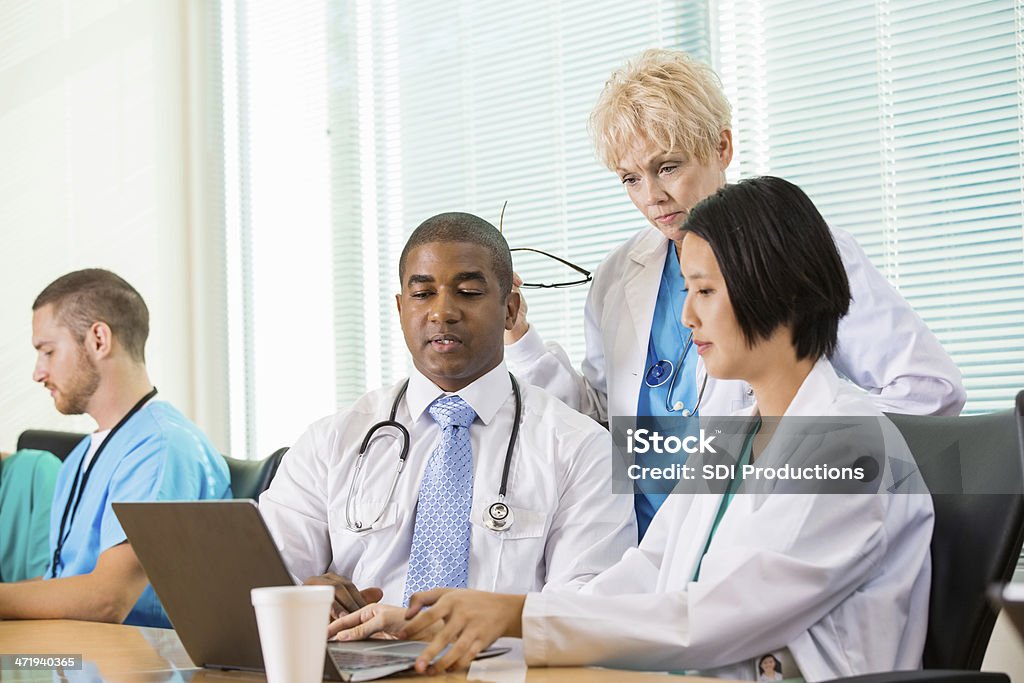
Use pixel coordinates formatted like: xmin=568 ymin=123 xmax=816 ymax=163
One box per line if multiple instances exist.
xmin=327 ymin=647 xmax=418 ymax=672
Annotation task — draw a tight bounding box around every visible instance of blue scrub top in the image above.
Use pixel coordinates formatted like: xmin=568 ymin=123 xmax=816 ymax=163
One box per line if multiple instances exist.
xmin=46 ymin=401 xmax=232 ymax=628
xmin=634 ymin=243 xmax=699 ymax=538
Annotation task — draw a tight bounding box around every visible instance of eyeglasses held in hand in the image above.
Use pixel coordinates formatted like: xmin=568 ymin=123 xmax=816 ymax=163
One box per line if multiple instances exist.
xmin=499 ymin=201 xmax=593 ymax=289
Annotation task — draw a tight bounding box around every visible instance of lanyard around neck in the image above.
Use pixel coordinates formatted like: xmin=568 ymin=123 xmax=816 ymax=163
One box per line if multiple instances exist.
xmin=50 ymin=387 xmax=158 ymax=578
xmin=692 ymin=418 xmax=760 ymax=582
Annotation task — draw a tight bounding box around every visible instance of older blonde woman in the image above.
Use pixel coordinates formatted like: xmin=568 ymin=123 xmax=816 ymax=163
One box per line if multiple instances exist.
xmin=503 ymin=49 xmax=962 ymax=536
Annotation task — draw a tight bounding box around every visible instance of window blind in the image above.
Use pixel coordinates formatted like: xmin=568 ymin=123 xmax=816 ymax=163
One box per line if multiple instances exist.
xmin=713 ymin=0 xmax=1024 ymax=579
xmin=217 ymin=0 xmax=699 ymax=454
xmin=333 ymin=0 xmax=692 ymax=398
xmin=219 ymin=0 xmax=336 ymax=458
xmin=715 ymin=0 xmax=1024 ymax=415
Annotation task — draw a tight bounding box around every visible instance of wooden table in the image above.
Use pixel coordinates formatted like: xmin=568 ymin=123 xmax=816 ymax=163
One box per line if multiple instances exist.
xmin=0 ymin=620 xmax=719 ymax=682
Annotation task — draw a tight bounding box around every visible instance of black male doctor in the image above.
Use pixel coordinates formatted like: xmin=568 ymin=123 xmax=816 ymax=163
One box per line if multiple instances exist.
xmin=259 ymin=212 xmax=636 ymax=611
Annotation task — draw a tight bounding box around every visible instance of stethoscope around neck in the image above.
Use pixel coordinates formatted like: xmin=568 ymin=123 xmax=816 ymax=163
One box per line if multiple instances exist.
xmin=344 ymin=373 xmax=522 ymax=534
xmin=645 ymin=330 xmax=708 ymax=416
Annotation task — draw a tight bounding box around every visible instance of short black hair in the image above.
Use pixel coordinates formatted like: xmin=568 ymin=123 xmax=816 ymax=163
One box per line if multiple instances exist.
xmin=33 ymin=268 xmax=150 ymax=362
xmin=758 ymin=654 xmax=782 ymax=675
xmin=684 ymin=176 xmax=851 ymax=361
xmin=399 ymin=212 xmax=513 ymax=295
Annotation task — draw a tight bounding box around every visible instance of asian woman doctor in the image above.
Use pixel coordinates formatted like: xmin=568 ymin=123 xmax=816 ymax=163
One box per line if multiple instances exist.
xmin=331 ymin=177 xmax=936 ymax=681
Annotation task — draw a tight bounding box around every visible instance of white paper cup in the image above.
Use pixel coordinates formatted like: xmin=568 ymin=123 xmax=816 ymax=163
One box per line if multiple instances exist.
xmin=251 ymin=585 xmax=334 ymax=683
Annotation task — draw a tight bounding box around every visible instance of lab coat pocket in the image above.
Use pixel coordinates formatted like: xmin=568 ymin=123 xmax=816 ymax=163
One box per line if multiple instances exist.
xmin=471 ymin=503 xmax=550 ymax=592
xmin=331 ymin=500 xmax=400 ymax=536
xmin=471 ymin=502 xmax=548 ymax=540
xmin=327 ymin=502 xmax=402 ymax=592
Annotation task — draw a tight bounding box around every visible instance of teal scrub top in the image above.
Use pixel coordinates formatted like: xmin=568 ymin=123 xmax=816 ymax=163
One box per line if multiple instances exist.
xmin=46 ymin=401 xmax=232 ymax=628
xmin=0 ymin=449 xmax=62 ymax=582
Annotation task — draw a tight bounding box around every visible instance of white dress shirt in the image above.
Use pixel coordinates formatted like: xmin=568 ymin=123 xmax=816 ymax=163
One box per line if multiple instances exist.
xmin=520 ymin=360 xmax=934 ymax=681
xmin=259 ymin=362 xmax=637 ymax=605
xmin=506 ymin=226 xmax=965 ymax=421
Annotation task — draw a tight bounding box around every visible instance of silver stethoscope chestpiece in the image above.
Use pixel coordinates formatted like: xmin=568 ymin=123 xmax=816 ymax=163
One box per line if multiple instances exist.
xmin=484 ymin=501 xmax=514 ymax=531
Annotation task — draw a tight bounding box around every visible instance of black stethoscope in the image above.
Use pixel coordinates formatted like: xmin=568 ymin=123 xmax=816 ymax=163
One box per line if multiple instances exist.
xmin=344 ymin=374 xmax=522 ymax=534
xmin=51 ymin=387 xmax=158 ymax=578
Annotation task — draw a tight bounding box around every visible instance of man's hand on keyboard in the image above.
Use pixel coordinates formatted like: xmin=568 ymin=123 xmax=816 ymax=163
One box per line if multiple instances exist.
xmin=305 ymin=572 xmax=383 ymax=619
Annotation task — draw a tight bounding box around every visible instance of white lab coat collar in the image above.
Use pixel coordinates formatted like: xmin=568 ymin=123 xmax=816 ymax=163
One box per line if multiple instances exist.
xmin=622 ymin=228 xmax=671 ymax=376
xmin=737 ymin=359 xmax=843 ymax=418
xmin=781 ymin=359 xmax=843 ymax=418
xmin=627 ymin=226 xmax=669 ymax=265
xmin=405 ymin=361 xmax=512 ymax=426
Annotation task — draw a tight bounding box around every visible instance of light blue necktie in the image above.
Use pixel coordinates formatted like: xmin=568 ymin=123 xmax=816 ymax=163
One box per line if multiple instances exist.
xmin=403 ymin=395 xmax=477 ymax=606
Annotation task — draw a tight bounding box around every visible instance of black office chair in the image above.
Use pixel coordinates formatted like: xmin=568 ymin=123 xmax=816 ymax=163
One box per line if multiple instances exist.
xmin=223 ymin=447 xmax=288 ymax=500
xmin=16 ymin=429 xmax=87 ymax=461
xmin=826 ymin=392 xmax=1024 ymax=683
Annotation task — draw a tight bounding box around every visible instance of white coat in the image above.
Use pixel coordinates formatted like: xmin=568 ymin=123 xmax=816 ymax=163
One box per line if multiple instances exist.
xmin=259 ymin=363 xmax=637 ymax=605
xmin=506 ymin=226 xmax=965 ymax=421
xmin=521 ymin=360 xmax=935 ymax=680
